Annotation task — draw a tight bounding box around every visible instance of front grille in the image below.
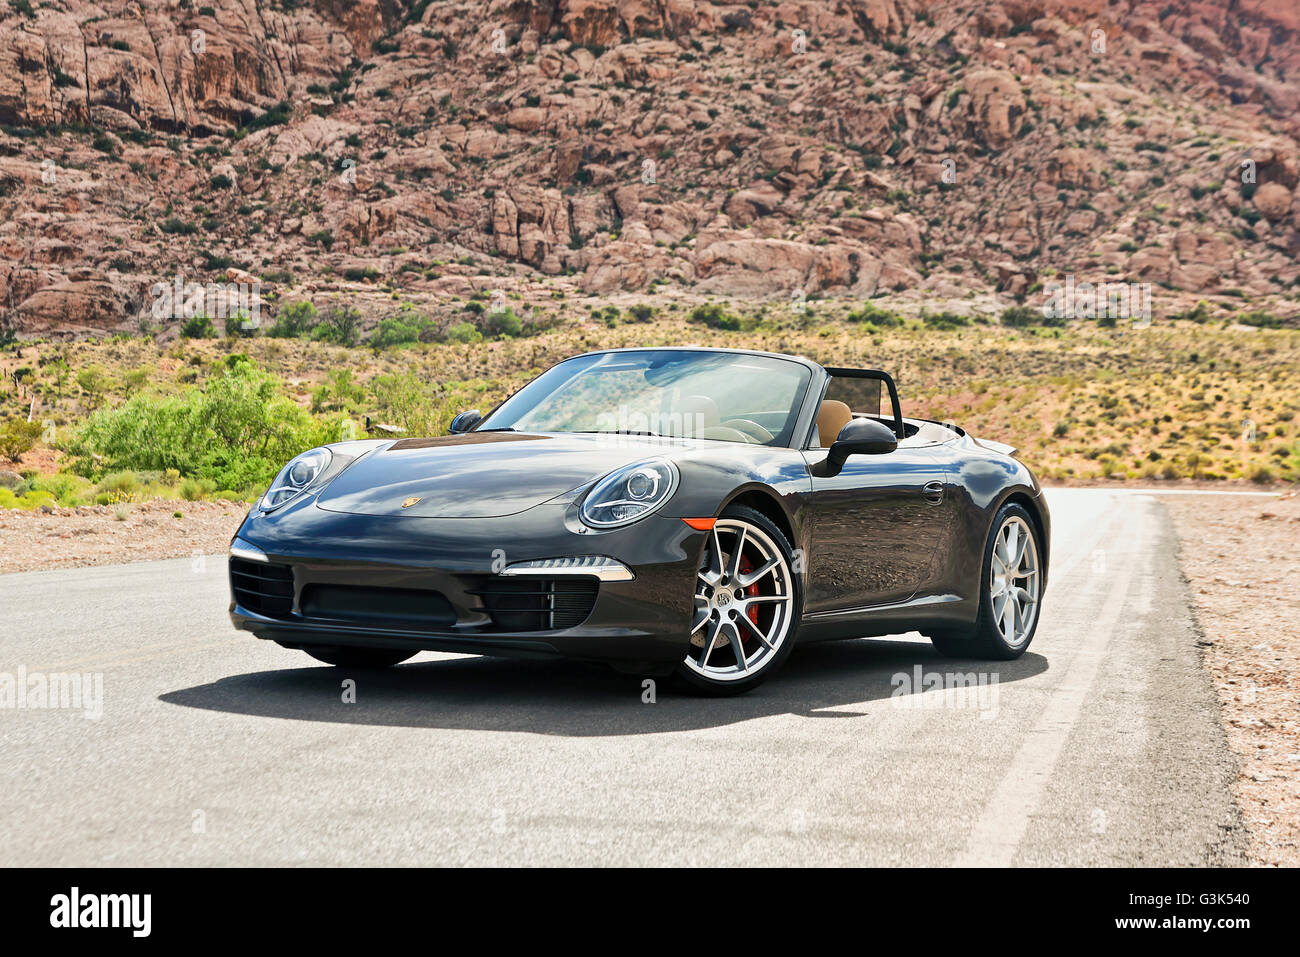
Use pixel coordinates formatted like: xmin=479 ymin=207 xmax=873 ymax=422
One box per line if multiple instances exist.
xmin=468 ymin=578 xmax=599 ymax=632
xmin=230 ymin=558 xmax=294 ymax=618
xmin=299 ymin=584 xmax=455 ymax=629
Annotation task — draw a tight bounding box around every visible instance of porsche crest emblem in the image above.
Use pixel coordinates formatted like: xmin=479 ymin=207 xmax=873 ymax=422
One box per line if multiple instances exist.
xmin=401 ymin=496 xmax=422 ymax=508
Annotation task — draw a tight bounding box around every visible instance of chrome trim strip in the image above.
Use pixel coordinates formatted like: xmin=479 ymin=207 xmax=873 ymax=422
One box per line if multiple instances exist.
xmin=501 ymin=558 xmax=635 ymax=583
xmin=229 ymin=538 xmax=269 ymax=563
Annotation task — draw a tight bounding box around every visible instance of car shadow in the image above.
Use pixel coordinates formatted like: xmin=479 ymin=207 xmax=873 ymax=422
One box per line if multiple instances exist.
xmin=159 ymin=639 xmax=1048 ymax=736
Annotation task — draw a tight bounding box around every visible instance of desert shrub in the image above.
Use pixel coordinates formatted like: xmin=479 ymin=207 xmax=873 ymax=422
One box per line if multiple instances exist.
xmin=627 ymin=303 xmax=655 ymax=322
xmin=0 ymin=419 xmax=42 ymax=461
xmin=446 ymin=321 xmax=482 ymax=344
xmin=72 ymin=359 xmax=331 ymax=490
xmin=311 ymin=369 xmax=367 ymax=414
xmin=241 ymin=100 xmax=292 ymax=134
xmin=1000 ymin=305 xmax=1041 ymax=327
xmin=96 ymin=471 xmax=141 ymax=503
xmin=921 ymin=310 xmax=969 ymax=330
xmin=0 ymin=488 xmax=56 ymax=510
xmin=267 ymin=301 xmax=318 ymax=338
xmin=1240 ymin=310 xmax=1283 ymax=329
xmin=845 ymin=302 xmax=902 ymax=325
xmin=689 ymin=302 xmax=741 ymax=331
xmin=26 ymin=473 xmax=86 ymax=507
xmin=179 ymin=477 xmax=217 ymax=501
xmin=483 ymin=307 xmax=523 ymax=338
xmin=180 ymin=313 xmax=217 ymax=338
xmin=160 ymin=218 xmax=197 ymax=235
xmin=369 ymin=307 xmax=438 ymax=348
xmin=367 ymin=373 xmax=490 ymax=438
xmin=311 ymin=304 xmax=362 ymax=346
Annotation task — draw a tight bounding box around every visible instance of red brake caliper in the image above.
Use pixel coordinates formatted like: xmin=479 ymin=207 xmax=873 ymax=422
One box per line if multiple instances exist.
xmin=738 ymin=552 xmax=761 ymax=634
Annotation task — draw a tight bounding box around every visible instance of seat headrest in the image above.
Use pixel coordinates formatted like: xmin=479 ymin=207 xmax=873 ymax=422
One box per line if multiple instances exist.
xmin=672 ymin=395 xmax=720 ymax=436
xmin=816 ymin=400 xmax=852 ymax=447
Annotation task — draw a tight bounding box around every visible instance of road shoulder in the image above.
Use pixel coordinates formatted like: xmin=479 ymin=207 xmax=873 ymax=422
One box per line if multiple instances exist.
xmin=1166 ymin=491 xmax=1300 ymax=866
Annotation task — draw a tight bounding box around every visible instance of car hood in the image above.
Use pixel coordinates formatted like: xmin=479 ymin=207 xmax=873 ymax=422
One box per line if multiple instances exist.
xmin=314 ymin=432 xmax=692 ymax=519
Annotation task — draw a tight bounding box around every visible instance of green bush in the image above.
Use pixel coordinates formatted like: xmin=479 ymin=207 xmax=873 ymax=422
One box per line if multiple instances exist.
xmin=446 ymin=321 xmax=482 ymax=344
xmin=689 ymin=303 xmax=741 ymax=331
xmin=921 ymin=310 xmax=969 ymax=330
xmin=369 ymin=307 xmax=438 ymax=348
xmin=72 ymin=360 xmax=332 ymax=491
xmin=25 ymin=472 xmax=86 ymax=507
xmin=483 ymin=307 xmax=523 ymax=339
xmin=0 ymin=419 xmax=42 ymax=461
xmin=311 ymin=304 xmax=362 ymax=346
xmin=0 ymin=488 xmax=56 ymax=511
xmin=1000 ymin=305 xmax=1041 ymax=327
xmin=846 ymin=302 xmax=902 ymax=326
xmin=97 ymin=471 xmax=141 ymax=503
xmin=268 ymin=301 xmax=318 ymax=338
xmin=179 ymin=477 xmax=217 ymax=501
xmin=180 ymin=314 xmax=217 ymax=338
xmin=1240 ymin=310 xmax=1284 ymax=329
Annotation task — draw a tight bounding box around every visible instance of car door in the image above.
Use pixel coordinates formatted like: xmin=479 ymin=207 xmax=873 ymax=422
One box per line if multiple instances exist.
xmin=800 ymin=441 xmax=949 ymax=614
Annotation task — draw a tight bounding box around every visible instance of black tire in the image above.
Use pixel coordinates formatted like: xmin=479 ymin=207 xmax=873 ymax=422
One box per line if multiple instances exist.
xmin=929 ymin=501 xmax=1043 ymax=660
xmin=674 ymin=504 xmax=802 ymax=696
xmin=302 ymin=647 xmax=416 ymax=668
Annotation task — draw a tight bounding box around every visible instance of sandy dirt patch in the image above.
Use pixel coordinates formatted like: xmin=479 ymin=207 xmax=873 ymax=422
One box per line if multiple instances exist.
xmin=1166 ymin=491 xmax=1300 ymax=866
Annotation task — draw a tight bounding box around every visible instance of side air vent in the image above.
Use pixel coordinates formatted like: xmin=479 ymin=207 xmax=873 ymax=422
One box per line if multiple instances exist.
xmin=468 ymin=578 xmax=599 ymax=632
xmin=230 ymin=558 xmax=294 ymax=618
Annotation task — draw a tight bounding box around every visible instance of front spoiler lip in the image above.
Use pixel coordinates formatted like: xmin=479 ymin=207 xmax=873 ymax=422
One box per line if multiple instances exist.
xmin=231 ymin=604 xmax=667 ymax=663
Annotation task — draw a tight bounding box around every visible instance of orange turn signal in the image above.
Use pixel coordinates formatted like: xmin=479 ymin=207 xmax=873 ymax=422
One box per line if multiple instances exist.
xmin=681 ymin=518 xmax=716 ymax=530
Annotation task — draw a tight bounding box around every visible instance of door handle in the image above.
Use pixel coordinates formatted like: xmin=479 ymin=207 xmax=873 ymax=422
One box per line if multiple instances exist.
xmin=922 ymin=481 xmax=944 ymax=505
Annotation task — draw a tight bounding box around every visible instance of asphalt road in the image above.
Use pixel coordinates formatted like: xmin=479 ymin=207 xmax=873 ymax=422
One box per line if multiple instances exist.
xmin=0 ymin=489 xmax=1251 ymax=866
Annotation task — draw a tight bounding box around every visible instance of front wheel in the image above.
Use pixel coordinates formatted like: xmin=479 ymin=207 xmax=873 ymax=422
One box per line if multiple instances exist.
xmin=930 ymin=502 xmax=1043 ymax=660
xmin=674 ymin=505 xmax=801 ymax=695
xmin=302 ymin=647 xmax=416 ymax=668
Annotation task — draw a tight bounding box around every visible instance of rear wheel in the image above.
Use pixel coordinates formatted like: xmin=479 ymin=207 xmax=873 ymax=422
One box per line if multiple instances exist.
xmin=930 ymin=502 xmax=1042 ymax=660
xmin=674 ymin=505 xmax=800 ymax=695
xmin=302 ymin=647 xmax=416 ymax=668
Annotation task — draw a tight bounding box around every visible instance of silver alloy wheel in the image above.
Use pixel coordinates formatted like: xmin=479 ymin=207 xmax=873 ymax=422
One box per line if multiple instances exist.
xmin=685 ymin=519 xmax=794 ymax=682
xmin=990 ymin=515 xmax=1040 ymax=648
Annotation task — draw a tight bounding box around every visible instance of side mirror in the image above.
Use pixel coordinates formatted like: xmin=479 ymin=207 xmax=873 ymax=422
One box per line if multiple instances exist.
xmin=449 ymin=409 xmax=482 ymax=434
xmin=816 ymin=418 xmax=898 ymax=476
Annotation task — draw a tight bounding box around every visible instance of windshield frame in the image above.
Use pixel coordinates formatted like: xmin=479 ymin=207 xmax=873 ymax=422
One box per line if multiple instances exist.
xmin=475 ymin=348 xmax=822 ymax=449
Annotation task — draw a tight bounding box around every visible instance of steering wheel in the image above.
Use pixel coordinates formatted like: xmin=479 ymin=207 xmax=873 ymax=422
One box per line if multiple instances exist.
xmin=721 ymin=418 xmax=775 ymax=444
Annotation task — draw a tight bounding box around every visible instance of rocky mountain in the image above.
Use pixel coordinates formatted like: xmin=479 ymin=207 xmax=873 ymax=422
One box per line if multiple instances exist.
xmin=0 ymin=0 xmax=1297 ymax=335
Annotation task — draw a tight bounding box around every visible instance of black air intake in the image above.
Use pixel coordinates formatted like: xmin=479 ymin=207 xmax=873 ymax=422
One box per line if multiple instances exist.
xmin=230 ymin=558 xmax=294 ymax=618
xmin=468 ymin=578 xmax=599 ymax=632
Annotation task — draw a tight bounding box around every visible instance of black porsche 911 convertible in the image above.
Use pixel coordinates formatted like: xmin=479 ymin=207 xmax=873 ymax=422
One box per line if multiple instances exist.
xmin=229 ymin=347 xmax=1049 ymax=694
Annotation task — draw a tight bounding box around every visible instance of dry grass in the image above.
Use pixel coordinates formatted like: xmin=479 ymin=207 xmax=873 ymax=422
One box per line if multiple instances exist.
xmin=3 ymin=312 xmax=1298 ymax=486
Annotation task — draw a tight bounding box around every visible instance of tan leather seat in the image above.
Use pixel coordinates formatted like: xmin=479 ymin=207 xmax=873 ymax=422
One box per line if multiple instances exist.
xmin=815 ymin=399 xmax=852 ymax=447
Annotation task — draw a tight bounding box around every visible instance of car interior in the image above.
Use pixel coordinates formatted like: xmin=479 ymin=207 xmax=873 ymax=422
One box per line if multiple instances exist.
xmin=809 ymin=378 xmax=961 ymax=449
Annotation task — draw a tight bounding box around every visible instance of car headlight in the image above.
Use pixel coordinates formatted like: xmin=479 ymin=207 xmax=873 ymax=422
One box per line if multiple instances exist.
xmin=580 ymin=459 xmax=679 ymax=528
xmin=260 ymin=447 xmax=332 ymax=512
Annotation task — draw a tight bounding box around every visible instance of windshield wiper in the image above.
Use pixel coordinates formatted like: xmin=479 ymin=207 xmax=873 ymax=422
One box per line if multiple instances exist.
xmin=576 ymin=430 xmax=663 ymax=437
xmin=474 ymin=427 xmax=518 ymax=432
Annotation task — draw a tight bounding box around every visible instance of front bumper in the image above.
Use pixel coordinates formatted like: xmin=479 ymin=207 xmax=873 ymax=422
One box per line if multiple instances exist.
xmin=228 ymin=497 xmax=703 ymax=667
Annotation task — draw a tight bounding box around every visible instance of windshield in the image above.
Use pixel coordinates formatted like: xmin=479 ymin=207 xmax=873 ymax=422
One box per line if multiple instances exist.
xmin=478 ymin=350 xmax=812 ymax=446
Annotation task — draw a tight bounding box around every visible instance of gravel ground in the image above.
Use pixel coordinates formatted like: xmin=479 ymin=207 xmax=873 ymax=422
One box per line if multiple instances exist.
xmin=1166 ymin=490 xmax=1300 ymax=867
xmin=0 ymin=500 xmax=247 ymax=575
